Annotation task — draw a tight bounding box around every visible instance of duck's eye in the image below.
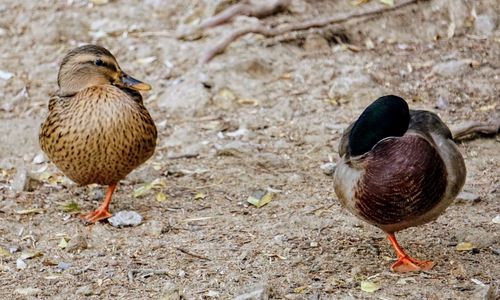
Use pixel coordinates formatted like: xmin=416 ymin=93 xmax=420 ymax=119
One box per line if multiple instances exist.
xmin=94 ymin=59 xmax=104 ymax=66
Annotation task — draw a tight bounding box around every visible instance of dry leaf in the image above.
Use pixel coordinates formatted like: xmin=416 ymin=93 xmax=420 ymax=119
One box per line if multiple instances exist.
xmin=20 ymin=251 xmax=43 ymax=260
xmin=156 ymin=192 xmax=167 ymax=202
xmin=133 ymin=183 xmax=152 ymax=198
xmin=456 ymin=242 xmax=475 ymax=251
xmin=0 ymin=247 xmax=11 ymax=257
xmin=16 ymin=208 xmax=44 ymax=215
xmin=58 ymin=202 xmax=80 ymax=213
xmin=193 ymin=192 xmax=206 ymax=200
xmin=361 ymin=280 xmax=380 ymax=293
xmin=247 ymin=190 xmax=273 ymax=208
xmin=58 ymin=238 xmax=69 ymax=249
xmin=379 ymin=0 xmax=394 ymax=6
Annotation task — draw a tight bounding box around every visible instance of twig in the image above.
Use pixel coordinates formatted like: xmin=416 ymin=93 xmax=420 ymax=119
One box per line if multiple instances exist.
xmin=174 ymin=247 xmax=211 ymax=261
xmin=202 ymin=0 xmax=426 ymax=63
xmin=167 ymin=153 xmax=200 ymax=160
xmin=200 ymin=0 xmax=291 ymax=29
xmin=452 ymin=118 xmax=500 ymax=141
xmin=128 ymin=268 xmax=172 ymax=282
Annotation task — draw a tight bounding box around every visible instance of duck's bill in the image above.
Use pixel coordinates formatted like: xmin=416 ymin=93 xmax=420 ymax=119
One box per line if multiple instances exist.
xmin=121 ymin=73 xmax=152 ymax=91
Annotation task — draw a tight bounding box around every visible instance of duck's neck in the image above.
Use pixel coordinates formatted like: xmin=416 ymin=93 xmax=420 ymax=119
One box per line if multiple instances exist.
xmin=348 ymin=95 xmax=410 ymax=156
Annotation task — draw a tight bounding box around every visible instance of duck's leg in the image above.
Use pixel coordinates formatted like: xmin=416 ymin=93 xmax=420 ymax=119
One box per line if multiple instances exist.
xmin=80 ymin=183 xmax=117 ymax=223
xmin=387 ymin=233 xmax=435 ymax=273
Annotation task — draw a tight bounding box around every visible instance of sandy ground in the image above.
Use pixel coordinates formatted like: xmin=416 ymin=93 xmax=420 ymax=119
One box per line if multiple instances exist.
xmin=0 ymin=0 xmax=499 ymax=299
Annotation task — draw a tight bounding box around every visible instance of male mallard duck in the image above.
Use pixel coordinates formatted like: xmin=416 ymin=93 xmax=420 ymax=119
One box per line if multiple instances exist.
xmin=39 ymin=45 xmax=157 ymax=223
xmin=333 ymin=95 xmax=466 ymax=272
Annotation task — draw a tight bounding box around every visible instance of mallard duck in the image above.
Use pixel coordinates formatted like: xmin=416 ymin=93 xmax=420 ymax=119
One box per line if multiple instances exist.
xmin=334 ymin=95 xmax=466 ymax=272
xmin=39 ymin=45 xmax=157 ymax=223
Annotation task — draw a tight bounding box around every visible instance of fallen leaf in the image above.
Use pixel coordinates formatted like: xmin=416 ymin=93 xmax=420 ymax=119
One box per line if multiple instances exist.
xmin=156 ymin=192 xmax=167 ymax=202
xmin=0 ymin=247 xmax=11 ymax=257
xmin=379 ymin=0 xmax=394 ymax=6
xmin=16 ymin=208 xmax=44 ymax=215
xmin=360 ymin=280 xmax=380 ymax=293
xmin=293 ymin=286 xmax=308 ymax=293
xmin=456 ymin=242 xmax=475 ymax=251
xmin=193 ymin=192 xmax=206 ymax=200
xmin=58 ymin=202 xmax=80 ymax=213
xmin=247 ymin=190 xmax=273 ymax=208
xmin=58 ymin=238 xmax=69 ymax=249
xmin=20 ymin=251 xmax=43 ymax=260
xmin=133 ymin=183 xmax=152 ymax=198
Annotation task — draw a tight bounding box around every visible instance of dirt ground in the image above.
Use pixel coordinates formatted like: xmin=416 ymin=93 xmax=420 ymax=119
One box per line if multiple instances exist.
xmin=0 ymin=0 xmax=499 ymax=299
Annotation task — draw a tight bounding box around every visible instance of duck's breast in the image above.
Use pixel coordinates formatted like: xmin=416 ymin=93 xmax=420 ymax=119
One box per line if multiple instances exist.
xmin=40 ymin=86 xmax=157 ymax=185
xmin=353 ymin=134 xmax=447 ymax=232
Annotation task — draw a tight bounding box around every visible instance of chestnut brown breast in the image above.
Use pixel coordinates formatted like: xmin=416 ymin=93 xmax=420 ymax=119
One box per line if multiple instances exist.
xmin=354 ymin=134 xmax=447 ymax=226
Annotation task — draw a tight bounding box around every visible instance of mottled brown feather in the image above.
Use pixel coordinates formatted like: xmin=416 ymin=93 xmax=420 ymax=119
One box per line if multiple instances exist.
xmin=39 ymin=85 xmax=157 ymax=186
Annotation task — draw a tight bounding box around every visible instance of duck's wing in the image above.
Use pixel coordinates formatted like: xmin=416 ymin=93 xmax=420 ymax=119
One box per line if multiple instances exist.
xmin=409 ymin=110 xmax=452 ymax=139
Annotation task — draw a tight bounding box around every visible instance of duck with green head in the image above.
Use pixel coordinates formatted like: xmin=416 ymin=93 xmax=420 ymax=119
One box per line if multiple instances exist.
xmin=334 ymin=95 xmax=466 ymax=272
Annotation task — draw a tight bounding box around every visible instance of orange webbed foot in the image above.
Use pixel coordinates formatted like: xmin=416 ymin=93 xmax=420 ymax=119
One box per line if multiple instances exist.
xmin=391 ymin=256 xmax=435 ymax=273
xmin=80 ymin=208 xmax=112 ymax=223
xmin=387 ymin=233 xmax=435 ymax=273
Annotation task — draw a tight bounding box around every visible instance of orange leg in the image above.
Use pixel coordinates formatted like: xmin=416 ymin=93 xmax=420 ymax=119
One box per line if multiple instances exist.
xmin=80 ymin=183 xmax=117 ymax=223
xmin=387 ymin=233 xmax=435 ymax=273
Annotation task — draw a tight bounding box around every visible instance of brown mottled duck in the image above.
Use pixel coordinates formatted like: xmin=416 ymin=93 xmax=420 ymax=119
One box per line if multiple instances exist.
xmin=334 ymin=95 xmax=466 ymax=272
xmin=39 ymin=45 xmax=157 ymax=223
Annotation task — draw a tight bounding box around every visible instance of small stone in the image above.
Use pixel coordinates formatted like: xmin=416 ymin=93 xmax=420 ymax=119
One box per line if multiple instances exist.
xmin=108 ymin=211 xmax=143 ymax=227
xmin=160 ymin=281 xmax=181 ymax=300
xmin=432 ymin=60 xmax=475 ymax=77
xmin=12 ymin=167 xmax=29 ymax=192
xmin=435 ymin=96 xmax=449 ymax=110
xmin=0 ymin=69 xmax=14 ymax=81
xmin=456 ymin=191 xmax=481 ymax=203
xmin=65 ymin=234 xmax=88 ymax=253
xmin=16 ymin=258 xmax=27 ymax=269
xmin=57 ymin=262 xmax=71 ymax=270
xmin=206 ymin=290 xmax=219 ymax=298
xmin=76 ymin=285 xmax=93 ymax=296
xmin=32 ymin=153 xmax=46 ymax=164
xmin=234 ymin=284 xmax=269 ymax=300
xmin=492 ymin=215 xmax=500 ymax=224
xmin=303 ymin=34 xmax=330 ymax=52
xmin=473 ymin=15 xmax=496 ymax=37
xmin=320 ymin=163 xmax=337 ymax=176
xmin=15 ymin=287 xmax=41 ymax=296
xmin=89 ymin=188 xmax=104 ymax=201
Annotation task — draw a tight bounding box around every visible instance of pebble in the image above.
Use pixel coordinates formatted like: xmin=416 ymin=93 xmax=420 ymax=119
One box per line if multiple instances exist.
xmin=492 ymin=215 xmax=500 ymax=224
xmin=473 ymin=15 xmax=496 ymax=37
xmin=76 ymin=285 xmax=93 ymax=296
xmin=435 ymin=96 xmax=449 ymax=110
xmin=456 ymin=191 xmax=481 ymax=203
xmin=32 ymin=153 xmax=46 ymax=164
xmin=0 ymin=69 xmax=14 ymax=80
xmin=15 ymin=287 xmax=41 ymax=296
xmin=320 ymin=163 xmax=337 ymax=176
xmin=57 ymin=262 xmax=71 ymax=271
xmin=108 ymin=211 xmax=143 ymax=227
xmin=16 ymin=258 xmax=27 ymax=269
xmin=160 ymin=281 xmax=181 ymax=300
xmin=65 ymin=234 xmax=88 ymax=253
xmin=234 ymin=284 xmax=269 ymax=300
xmin=432 ymin=60 xmax=474 ymax=77
xmin=12 ymin=167 xmax=29 ymax=192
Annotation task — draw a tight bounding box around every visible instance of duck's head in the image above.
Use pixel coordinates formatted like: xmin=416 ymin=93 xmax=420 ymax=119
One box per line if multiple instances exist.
xmin=57 ymin=44 xmax=151 ymax=96
xmin=348 ymin=95 xmax=410 ymax=157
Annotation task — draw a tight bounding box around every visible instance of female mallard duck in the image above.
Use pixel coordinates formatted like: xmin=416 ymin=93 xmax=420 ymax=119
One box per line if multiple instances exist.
xmin=39 ymin=45 xmax=157 ymax=223
xmin=334 ymin=95 xmax=466 ymax=272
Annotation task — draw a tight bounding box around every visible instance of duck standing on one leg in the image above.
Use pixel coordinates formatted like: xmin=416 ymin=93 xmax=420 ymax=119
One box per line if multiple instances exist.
xmin=39 ymin=45 xmax=157 ymax=223
xmin=333 ymin=95 xmax=466 ymax=272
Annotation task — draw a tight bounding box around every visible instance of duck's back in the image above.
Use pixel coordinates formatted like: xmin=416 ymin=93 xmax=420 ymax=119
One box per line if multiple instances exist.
xmin=40 ymin=85 xmax=157 ymax=186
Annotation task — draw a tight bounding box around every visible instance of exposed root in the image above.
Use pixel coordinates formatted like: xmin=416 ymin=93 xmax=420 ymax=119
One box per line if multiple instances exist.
xmin=452 ymin=118 xmax=500 ymax=141
xmin=200 ymin=0 xmax=291 ymax=29
xmin=202 ymin=0 xmax=426 ymax=63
